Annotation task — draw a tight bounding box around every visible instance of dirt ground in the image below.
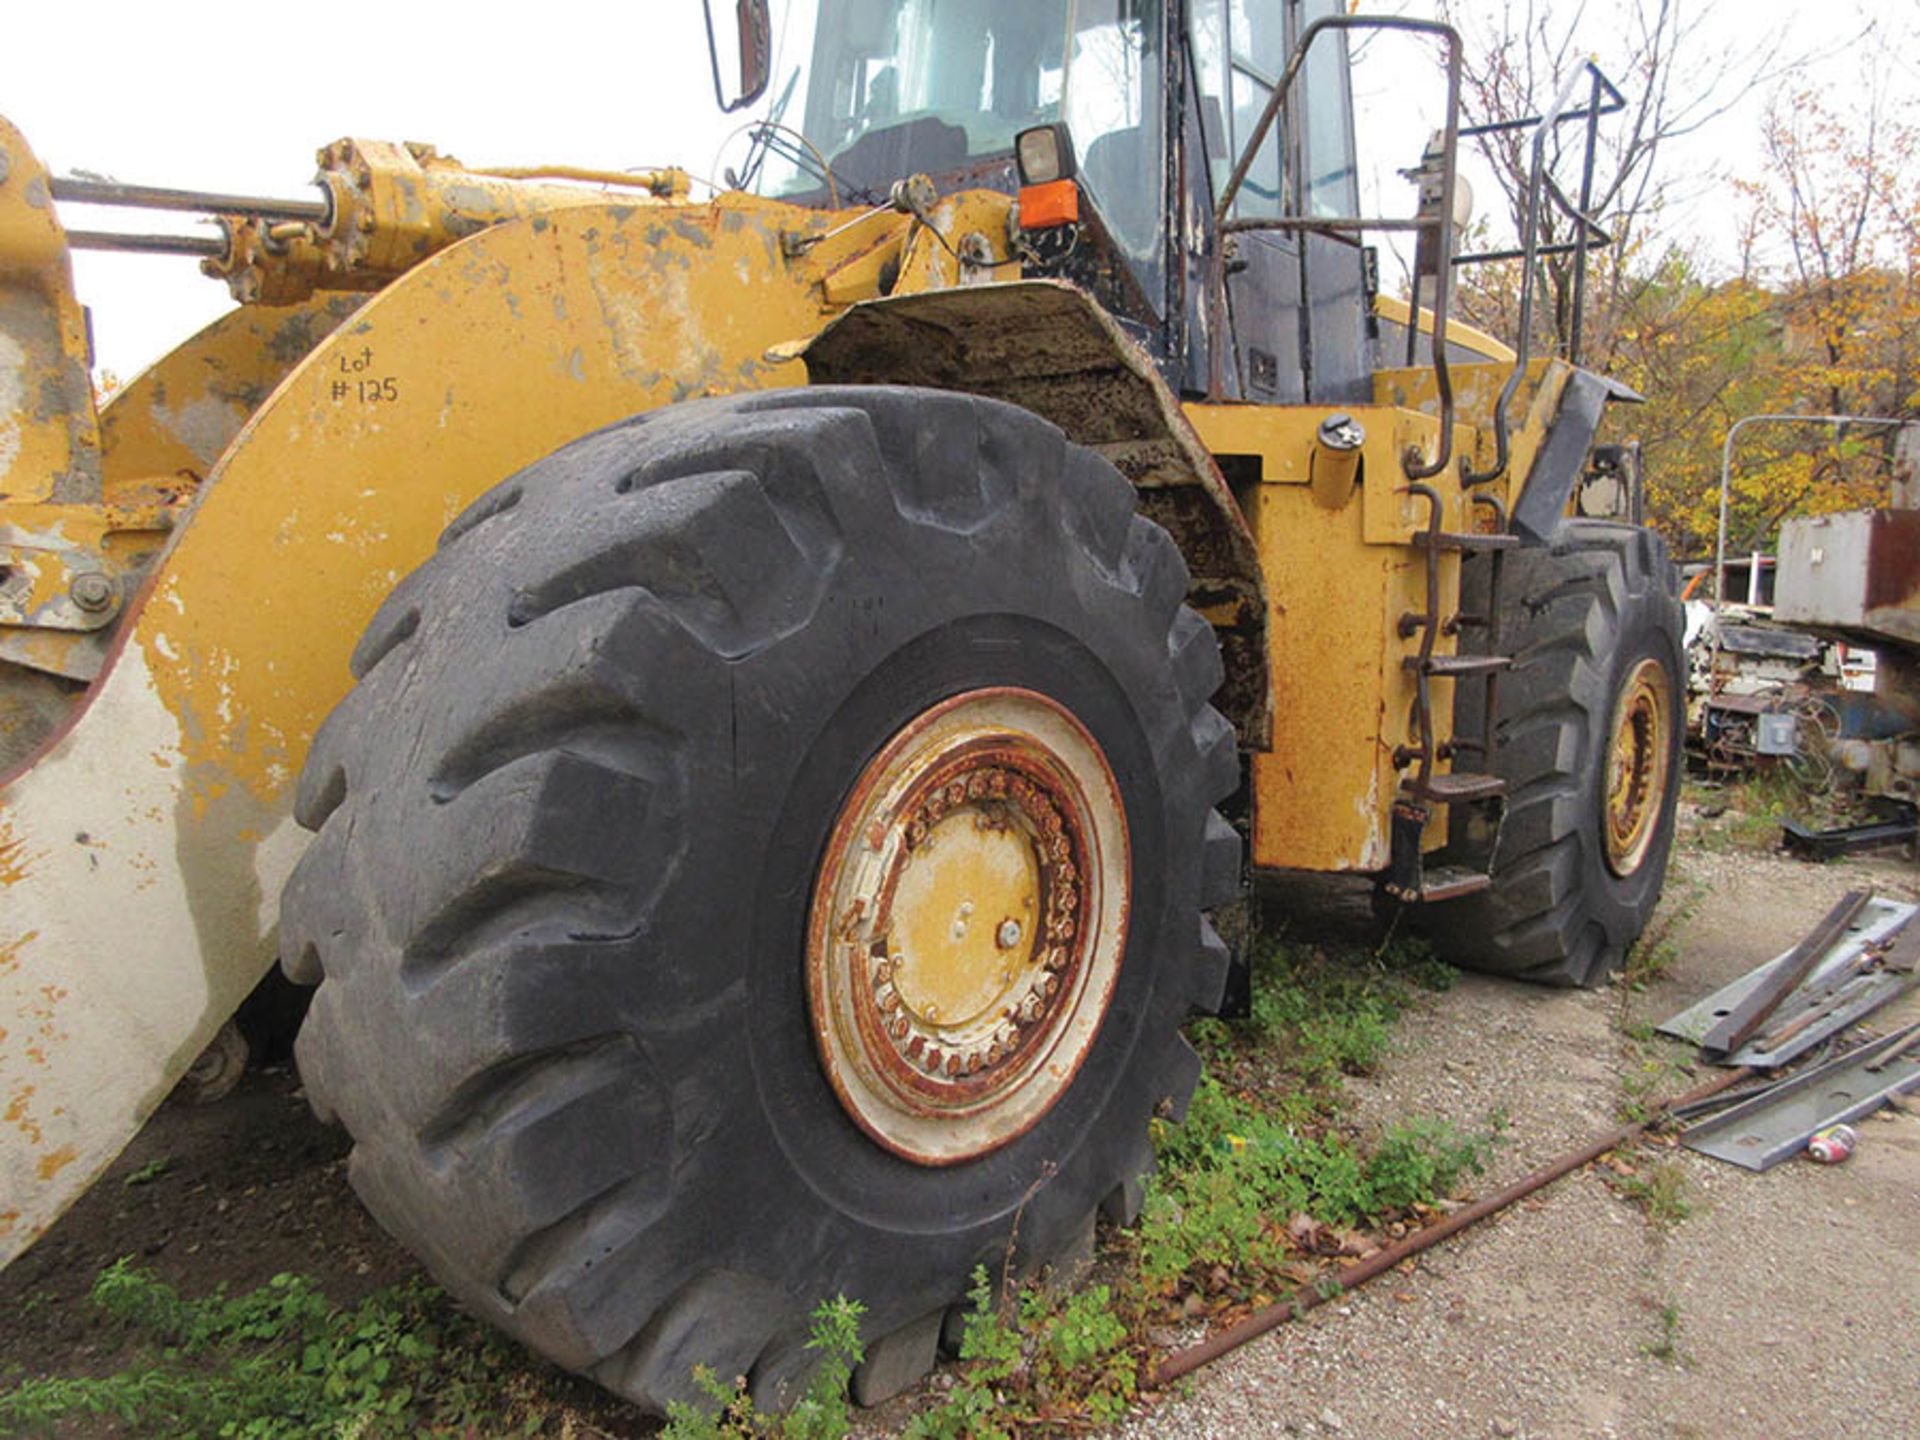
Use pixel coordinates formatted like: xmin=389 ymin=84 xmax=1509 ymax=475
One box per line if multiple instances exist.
xmin=3 ymin=809 xmax=1916 ymax=1438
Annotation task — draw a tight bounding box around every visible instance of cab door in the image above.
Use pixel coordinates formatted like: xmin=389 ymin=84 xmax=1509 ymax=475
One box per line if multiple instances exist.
xmin=1190 ymin=0 xmax=1303 ymax=403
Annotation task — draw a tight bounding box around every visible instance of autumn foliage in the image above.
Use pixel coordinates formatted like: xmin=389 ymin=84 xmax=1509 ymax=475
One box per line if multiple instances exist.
xmin=1613 ymin=93 xmax=1920 ymax=560
xmin=1435 ymin=0 xmax=1917 ymax=565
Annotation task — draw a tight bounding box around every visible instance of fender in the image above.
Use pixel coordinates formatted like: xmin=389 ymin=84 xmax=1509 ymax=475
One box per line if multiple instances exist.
xmin=806 ymin=282 xmax=1271 ymax=748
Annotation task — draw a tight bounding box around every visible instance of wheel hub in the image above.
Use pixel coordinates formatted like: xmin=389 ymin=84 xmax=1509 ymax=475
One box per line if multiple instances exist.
xmin=806 ymin=688 xmax=1129 ymax=1165
xmin=1603 ymin=657 xmax=1674 ymax=877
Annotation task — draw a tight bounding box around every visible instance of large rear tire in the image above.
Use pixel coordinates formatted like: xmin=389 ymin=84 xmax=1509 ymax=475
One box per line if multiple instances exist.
xmin=1421 ymin=522 xmax=1683 ymax=986
xmin=277 ymin=388 xmax=1238 ymax=1412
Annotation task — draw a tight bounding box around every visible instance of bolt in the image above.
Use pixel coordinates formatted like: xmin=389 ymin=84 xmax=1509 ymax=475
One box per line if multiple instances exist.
xmin=69 ymin=572 xmax=115 ymax=613
xmin=996 ymin=918 xmax=1023 ymax=950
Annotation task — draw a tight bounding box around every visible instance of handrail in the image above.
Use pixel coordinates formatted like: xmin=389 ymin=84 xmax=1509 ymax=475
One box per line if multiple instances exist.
xmin=1207 ymin=15 xmax=1466 ymax=483
xmin=1458 ymin=60 xmax=1621 ymax=486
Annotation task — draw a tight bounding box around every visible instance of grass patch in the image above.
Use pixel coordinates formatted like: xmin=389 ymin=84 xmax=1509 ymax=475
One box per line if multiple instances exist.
xmin=903 ymin=934 xmax=1494 ymax=1434
xmin=903 ymin=1269 xmax=1139 ymax=1438
xmin=1188 ymin=935 xmax=1455 ymax=1097
xmin=1134 ymin=1079 xmax=1496 ymax=1296
xmin=1682 ymin=769 xmax=1882 ymax=857
xmin=0 ymin=1261 xmax=582 ymax=1436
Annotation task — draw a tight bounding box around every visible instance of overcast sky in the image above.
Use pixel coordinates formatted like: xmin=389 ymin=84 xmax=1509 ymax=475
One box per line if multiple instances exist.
xmin=8 ymin=0 xmax=1911 ymax=382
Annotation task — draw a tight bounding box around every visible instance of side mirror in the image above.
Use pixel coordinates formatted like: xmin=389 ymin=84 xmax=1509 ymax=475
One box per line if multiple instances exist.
xmin=704 ymin=0 xmax=772 ymax=115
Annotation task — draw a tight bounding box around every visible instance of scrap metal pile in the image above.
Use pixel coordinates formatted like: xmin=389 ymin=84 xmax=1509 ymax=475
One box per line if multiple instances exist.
xmin=1683 ymin=503 xmax=1919 ymax=856
xmin=1657 ymin=890 xmax=1920 ymax=1170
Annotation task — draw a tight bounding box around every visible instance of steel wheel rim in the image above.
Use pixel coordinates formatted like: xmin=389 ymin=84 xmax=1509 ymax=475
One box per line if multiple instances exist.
xmin=806 ymin=687 xmax=1130 ymax=1166
xmin=1603 ymin=657 xmax=1673 ymax=877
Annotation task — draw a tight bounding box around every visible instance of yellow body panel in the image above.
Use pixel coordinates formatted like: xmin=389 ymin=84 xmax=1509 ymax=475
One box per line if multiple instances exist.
xmin=100 ymin=295 xmax=368 ymax=487
xmin=0 ymin=118 xmax=100 ymax=507
xmin=1188 ymin=357 xmax=1580 ymax=875
xmin=1189 ymin=402 xmax=1462 ymax=871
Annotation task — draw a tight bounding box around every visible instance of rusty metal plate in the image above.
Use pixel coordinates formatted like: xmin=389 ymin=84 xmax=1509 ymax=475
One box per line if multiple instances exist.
xmin=806 ymin=687 xmax=1129 ymax=1166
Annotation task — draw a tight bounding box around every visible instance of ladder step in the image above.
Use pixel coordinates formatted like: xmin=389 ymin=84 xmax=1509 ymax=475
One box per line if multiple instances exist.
xmin=1406 ymin=653 xmax=1513 ymax=677
xmin=1415 ymin=865 xmax=1495 ymax=902
xmin=1412 ymin=530 xmax=1522 ymax=552
xmin=1412 ymin=771 xmax=1508 ymax=803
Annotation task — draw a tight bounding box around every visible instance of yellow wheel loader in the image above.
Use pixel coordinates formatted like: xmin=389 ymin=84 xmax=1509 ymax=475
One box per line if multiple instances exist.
xmin=0 ymin=0 xmax=1681 ymax=1412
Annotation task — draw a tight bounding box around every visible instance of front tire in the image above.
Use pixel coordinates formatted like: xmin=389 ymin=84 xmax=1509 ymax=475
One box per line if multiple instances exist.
xmin=1423 ymin=521 xmax=1684 ymax=986
xmin=277 ymin=387 xmax=1239 ymax=1412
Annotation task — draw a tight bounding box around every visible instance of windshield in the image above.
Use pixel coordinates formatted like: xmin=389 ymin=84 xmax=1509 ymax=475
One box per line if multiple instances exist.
xmin=741 ymin=0 xmax=1165 ymax=260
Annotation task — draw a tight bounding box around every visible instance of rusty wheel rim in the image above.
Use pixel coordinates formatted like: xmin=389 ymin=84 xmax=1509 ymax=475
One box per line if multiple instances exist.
xmin=806 ymin=687 xmax=1130 ymax=1165
xmin=1603 ymin=658 xmax=1674 ymax=877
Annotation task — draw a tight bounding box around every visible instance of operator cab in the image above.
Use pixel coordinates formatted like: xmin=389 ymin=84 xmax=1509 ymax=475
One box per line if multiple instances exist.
xmin=716 ymin=0 xmax=1371 ymax=404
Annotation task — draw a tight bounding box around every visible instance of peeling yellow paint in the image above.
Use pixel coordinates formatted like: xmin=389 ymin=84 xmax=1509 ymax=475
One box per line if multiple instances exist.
xmin=4 ymin=1086 xmax=41 ymax=1146
xmin=34 ymin=1146 xmax=75 ymax=1181
xmin=0 ymin=834 xmax=30 ymax=886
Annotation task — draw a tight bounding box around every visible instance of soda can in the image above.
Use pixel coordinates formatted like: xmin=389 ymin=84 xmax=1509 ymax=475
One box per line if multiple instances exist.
xmin=1805 ymin=1124 xmax=1857 ymax=1164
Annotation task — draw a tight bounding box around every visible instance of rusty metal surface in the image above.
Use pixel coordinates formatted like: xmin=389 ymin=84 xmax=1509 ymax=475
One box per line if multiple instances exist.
xmin=1776 ymin=509 xmax=1920 ymax=648
xmin=804 ymin=281 xmax=1270 ymax=748
xmin=1699 ymin=889 xmax=1877 ymax=1057
xmin=805 ymin=688 xmax=1128 ymax=1166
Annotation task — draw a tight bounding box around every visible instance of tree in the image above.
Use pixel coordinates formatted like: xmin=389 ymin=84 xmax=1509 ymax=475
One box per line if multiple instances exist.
xmin=1621 ymin=89 xmax=1920 ymax=560
xmin=1438 ymin=0 xmax=1790 ymax=373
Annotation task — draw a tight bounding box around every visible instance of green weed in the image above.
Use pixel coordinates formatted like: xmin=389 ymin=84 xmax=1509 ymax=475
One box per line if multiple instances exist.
xmin=0 ymin=1260 xmax=568 ymax=1436
xmin=904 ymin=1268 xmax=1137 ymax=1438
xmin=1644 ymin=1298 xmax=1685 ymax=1363
xmin=661 ymin=1295 xmax=864 ymax=1440
xmin=1617 ymin=1048 xmax=1692 ymax=1125
xmin=1606 ymin=1155 xmax=1693 ymax=1226
xmin=1190 ymin=936 xmax=1452 ymax=1093
xmin=1136 ymin=1078 xmax=1496 ymax=1293
xmin=1623 ymin=878 xmax=1701 ymax=990
xmin=122 ymin=1158 xmax=171 ymax=1188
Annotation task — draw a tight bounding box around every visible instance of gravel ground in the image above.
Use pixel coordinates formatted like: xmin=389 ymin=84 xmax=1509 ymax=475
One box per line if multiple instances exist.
xmin=1114 ymin=835 xmax=1920 ymax=1440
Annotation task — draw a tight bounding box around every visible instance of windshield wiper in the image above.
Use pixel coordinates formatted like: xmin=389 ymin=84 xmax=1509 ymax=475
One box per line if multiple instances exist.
xmin=729 ymin=65 xmax=801 ymax=191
